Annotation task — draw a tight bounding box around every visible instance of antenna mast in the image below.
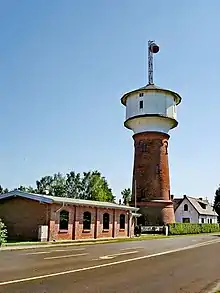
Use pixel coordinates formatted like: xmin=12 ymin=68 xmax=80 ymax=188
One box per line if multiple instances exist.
xmin=148 ymin=40 xmax=160 ymax=85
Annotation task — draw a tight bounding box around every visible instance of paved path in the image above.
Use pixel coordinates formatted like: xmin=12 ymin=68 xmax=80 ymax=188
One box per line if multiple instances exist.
xmin=0 ymin=234 xmax=220 ymax=293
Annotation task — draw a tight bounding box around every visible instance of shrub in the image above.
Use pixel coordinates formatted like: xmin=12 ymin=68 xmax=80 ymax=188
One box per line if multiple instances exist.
xmin=0 ymin=218 xmax=7 ymax=246
xmin=168 ymin=223 xmax=220 ymax=235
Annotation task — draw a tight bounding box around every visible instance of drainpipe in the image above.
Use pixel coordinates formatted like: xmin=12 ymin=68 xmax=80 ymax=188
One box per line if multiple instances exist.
xmin=55 ymin=202 xmax=65 ymax=213
xmin=50 ymin=202 xmax=65 ymax=242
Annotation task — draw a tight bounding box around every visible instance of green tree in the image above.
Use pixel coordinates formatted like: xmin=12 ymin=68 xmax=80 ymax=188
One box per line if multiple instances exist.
xmin=121 ymin=188 xmax=131 ymax=205
xmin=51 ymin=173 xmax=67 ymax=197
xmin=81 ymin=171 xmax=115 ymax=202
xmin=26 ymin=186 xmax=37 ymax=193
xmin=18 ymin=185 xmax=27 ymax=192
xmin=35 ymin=173 xmax=67 ymax=197
xmin=13 ymin=170 xmax=115 ymax=203
xmin=66 ymin=171 xmax=82 ymax=198
xmin=0 ymin=186 xmax=9 ymax=194
xmin=214 ymin=186 xmax=220 ymax=223
xmin=0 ymin=219 xmax=7 ymax=246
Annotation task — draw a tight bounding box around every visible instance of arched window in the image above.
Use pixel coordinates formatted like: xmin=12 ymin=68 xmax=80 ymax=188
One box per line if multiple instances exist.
xmin=83 ymin=211 xmax=91 ymax=230
xmin=184 ymin=204 xmax=188 ymax=211
xmin=103 ymin=213 xmax=109 ymax=230
xmin=59 ymin=210 xmax=69 ymax=230
xmin=120 ymin=214 xmax=125 ymax=230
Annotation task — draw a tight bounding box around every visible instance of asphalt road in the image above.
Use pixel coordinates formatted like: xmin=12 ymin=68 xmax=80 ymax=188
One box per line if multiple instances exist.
xmin=0 ymin=234 xmax=220 ymax=293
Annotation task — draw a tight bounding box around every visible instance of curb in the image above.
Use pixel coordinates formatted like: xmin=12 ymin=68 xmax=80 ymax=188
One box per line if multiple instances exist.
xmin=0 ymin=235 xmax=165 ymax=251
xmin=0 ymin=239 xmax=124 ymax=251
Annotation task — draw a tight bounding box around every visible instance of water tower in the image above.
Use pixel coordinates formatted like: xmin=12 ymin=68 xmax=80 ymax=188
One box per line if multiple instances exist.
xmin=121 ymin=41 xmax=182 ymax=225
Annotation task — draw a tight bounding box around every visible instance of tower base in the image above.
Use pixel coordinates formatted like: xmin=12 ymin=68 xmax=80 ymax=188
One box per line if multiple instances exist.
xmin=136 ymin=201 xmax=175 ymax=226
xmin=131 ymin=131 xmax=175 ymax=225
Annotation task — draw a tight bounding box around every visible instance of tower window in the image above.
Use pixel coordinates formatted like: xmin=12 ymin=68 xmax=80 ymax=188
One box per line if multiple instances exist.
xmin=139 ymin=100 xmax=143 ymax=109
xmin=139 ymin=93 xmax=144 ymax=97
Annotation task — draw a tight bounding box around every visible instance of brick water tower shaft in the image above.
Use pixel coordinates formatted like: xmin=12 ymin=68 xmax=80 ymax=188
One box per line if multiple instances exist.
xmin=121 ymin=41 xmax=182 ymax=225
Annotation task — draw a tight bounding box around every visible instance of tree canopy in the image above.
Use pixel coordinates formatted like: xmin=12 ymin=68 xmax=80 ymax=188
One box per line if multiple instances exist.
xmin=214 ymin=186 xmax=220 ymax=222
xmin=121 ymin=188 xmax=131 ymax=206
xmin=0 ymin=170 xmax=116 ymax=203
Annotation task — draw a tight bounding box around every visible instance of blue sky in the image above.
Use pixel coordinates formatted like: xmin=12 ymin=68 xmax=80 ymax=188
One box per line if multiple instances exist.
xmin=0 ymin=0 xmax=219 ymax=201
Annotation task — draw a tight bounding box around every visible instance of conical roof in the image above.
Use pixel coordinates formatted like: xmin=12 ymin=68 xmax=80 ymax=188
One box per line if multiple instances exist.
xmin=121 ymin=83 xmax=182 ymax=106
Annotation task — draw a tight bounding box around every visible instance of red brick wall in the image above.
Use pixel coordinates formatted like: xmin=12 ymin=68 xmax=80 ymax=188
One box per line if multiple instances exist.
xmin=161 ymin=204 xmax=175 ymax=224
xmin=96 ymin=208 xmax=114 ymax=238
xmin=74 ymin=206 xmax=96 ymax=240
xmin=132 ymin=131 xmax=171 ymax=203
xmin=49 ymin=204 xmax=75 ymax=241
xmin=115 ymin=210 xmax=129 ymax=237
xmin=0 ymin=197 xmax=48 ymax=241
xmin=131 ymin=131 xmax=175 ymax=225
xmin=49 ymin=205 xmax=132 ymax=241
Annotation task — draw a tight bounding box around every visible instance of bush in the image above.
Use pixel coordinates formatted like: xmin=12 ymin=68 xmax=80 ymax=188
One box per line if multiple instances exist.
xmin=168 ymin=223 xmax=220 ymax=235
xmin=0 ymin=218 xmax=7 ymax=246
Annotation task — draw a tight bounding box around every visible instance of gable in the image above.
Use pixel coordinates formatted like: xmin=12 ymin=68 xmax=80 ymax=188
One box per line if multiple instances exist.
xmin=175 ymin=196 xmax=218 ymax=217
xmin=175 ymin=197 xmax=198 ymax=214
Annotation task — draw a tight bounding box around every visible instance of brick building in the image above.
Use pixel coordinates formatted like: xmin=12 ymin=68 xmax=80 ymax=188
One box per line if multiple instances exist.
xmin=0 ymin=190 xmax=138 ymax=242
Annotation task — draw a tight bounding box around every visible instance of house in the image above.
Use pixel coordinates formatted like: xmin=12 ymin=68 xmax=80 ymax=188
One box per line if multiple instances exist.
xmin=0 ymin=190 xmax=139 ymax=242
xmin=174 ymin=195 xmax=218 ymax=224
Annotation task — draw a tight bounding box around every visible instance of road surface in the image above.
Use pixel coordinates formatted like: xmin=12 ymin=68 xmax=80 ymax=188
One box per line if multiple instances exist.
xmin=0 ymin=234 xmax=220 ymax=293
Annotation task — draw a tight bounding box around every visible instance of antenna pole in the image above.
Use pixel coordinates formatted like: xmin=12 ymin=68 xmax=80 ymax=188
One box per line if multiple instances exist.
xmin=148 ymin=40 xmax=154 ymax=85
xmin=148 ymin=40 xmax=159 ymax=85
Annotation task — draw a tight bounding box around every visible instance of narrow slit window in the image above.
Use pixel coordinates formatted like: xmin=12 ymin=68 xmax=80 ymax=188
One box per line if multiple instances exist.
xmin=139 ymin=100 xmax=143 ymax=109
xmin=103 ymin=213 xmax=110 ymax=230
xmin=83 ymin=211 xmax=91 ymax=230
xmin=120 ymin=214 xmax=125 ymax=230
xmin=59 ymin=210 xmax=69 ymax=230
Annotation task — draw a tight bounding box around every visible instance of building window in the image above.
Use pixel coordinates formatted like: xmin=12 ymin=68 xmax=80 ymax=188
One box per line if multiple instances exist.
xmin=103 ymin=213 xmax=110 ymax=230
xmin=182 ymin=218 xmax=190 ymax=223
xmin=184 ymin=204 xmax=188 ymax=211
xmin=59 ymin=210 xmax=69 ymax=230
xmin=83 ymin=211 xmax=91 ymax=230
xmin=201 ymin=218 xmax=204 ymax=223
xmin=139 ymin=100 xmax=143 ymax=109
xmin=210 ymin=219 xmax=212 ymax=224
xmin=139 ymin=93 xmax=144 ymax=97
xmin=120 ymin=214 xmax=125 ymax=229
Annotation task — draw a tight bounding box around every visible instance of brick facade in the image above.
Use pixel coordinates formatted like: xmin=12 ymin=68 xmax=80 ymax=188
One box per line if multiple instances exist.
xmin=0 ymin=196 xmax=135 ymax=241
xmin=132 ymin=131 xmax=175 ymax=225
xmin=0 ymin=197 xmax=48 ymax=241
xmin=49 ymin=204 xmax=130 ymax=241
